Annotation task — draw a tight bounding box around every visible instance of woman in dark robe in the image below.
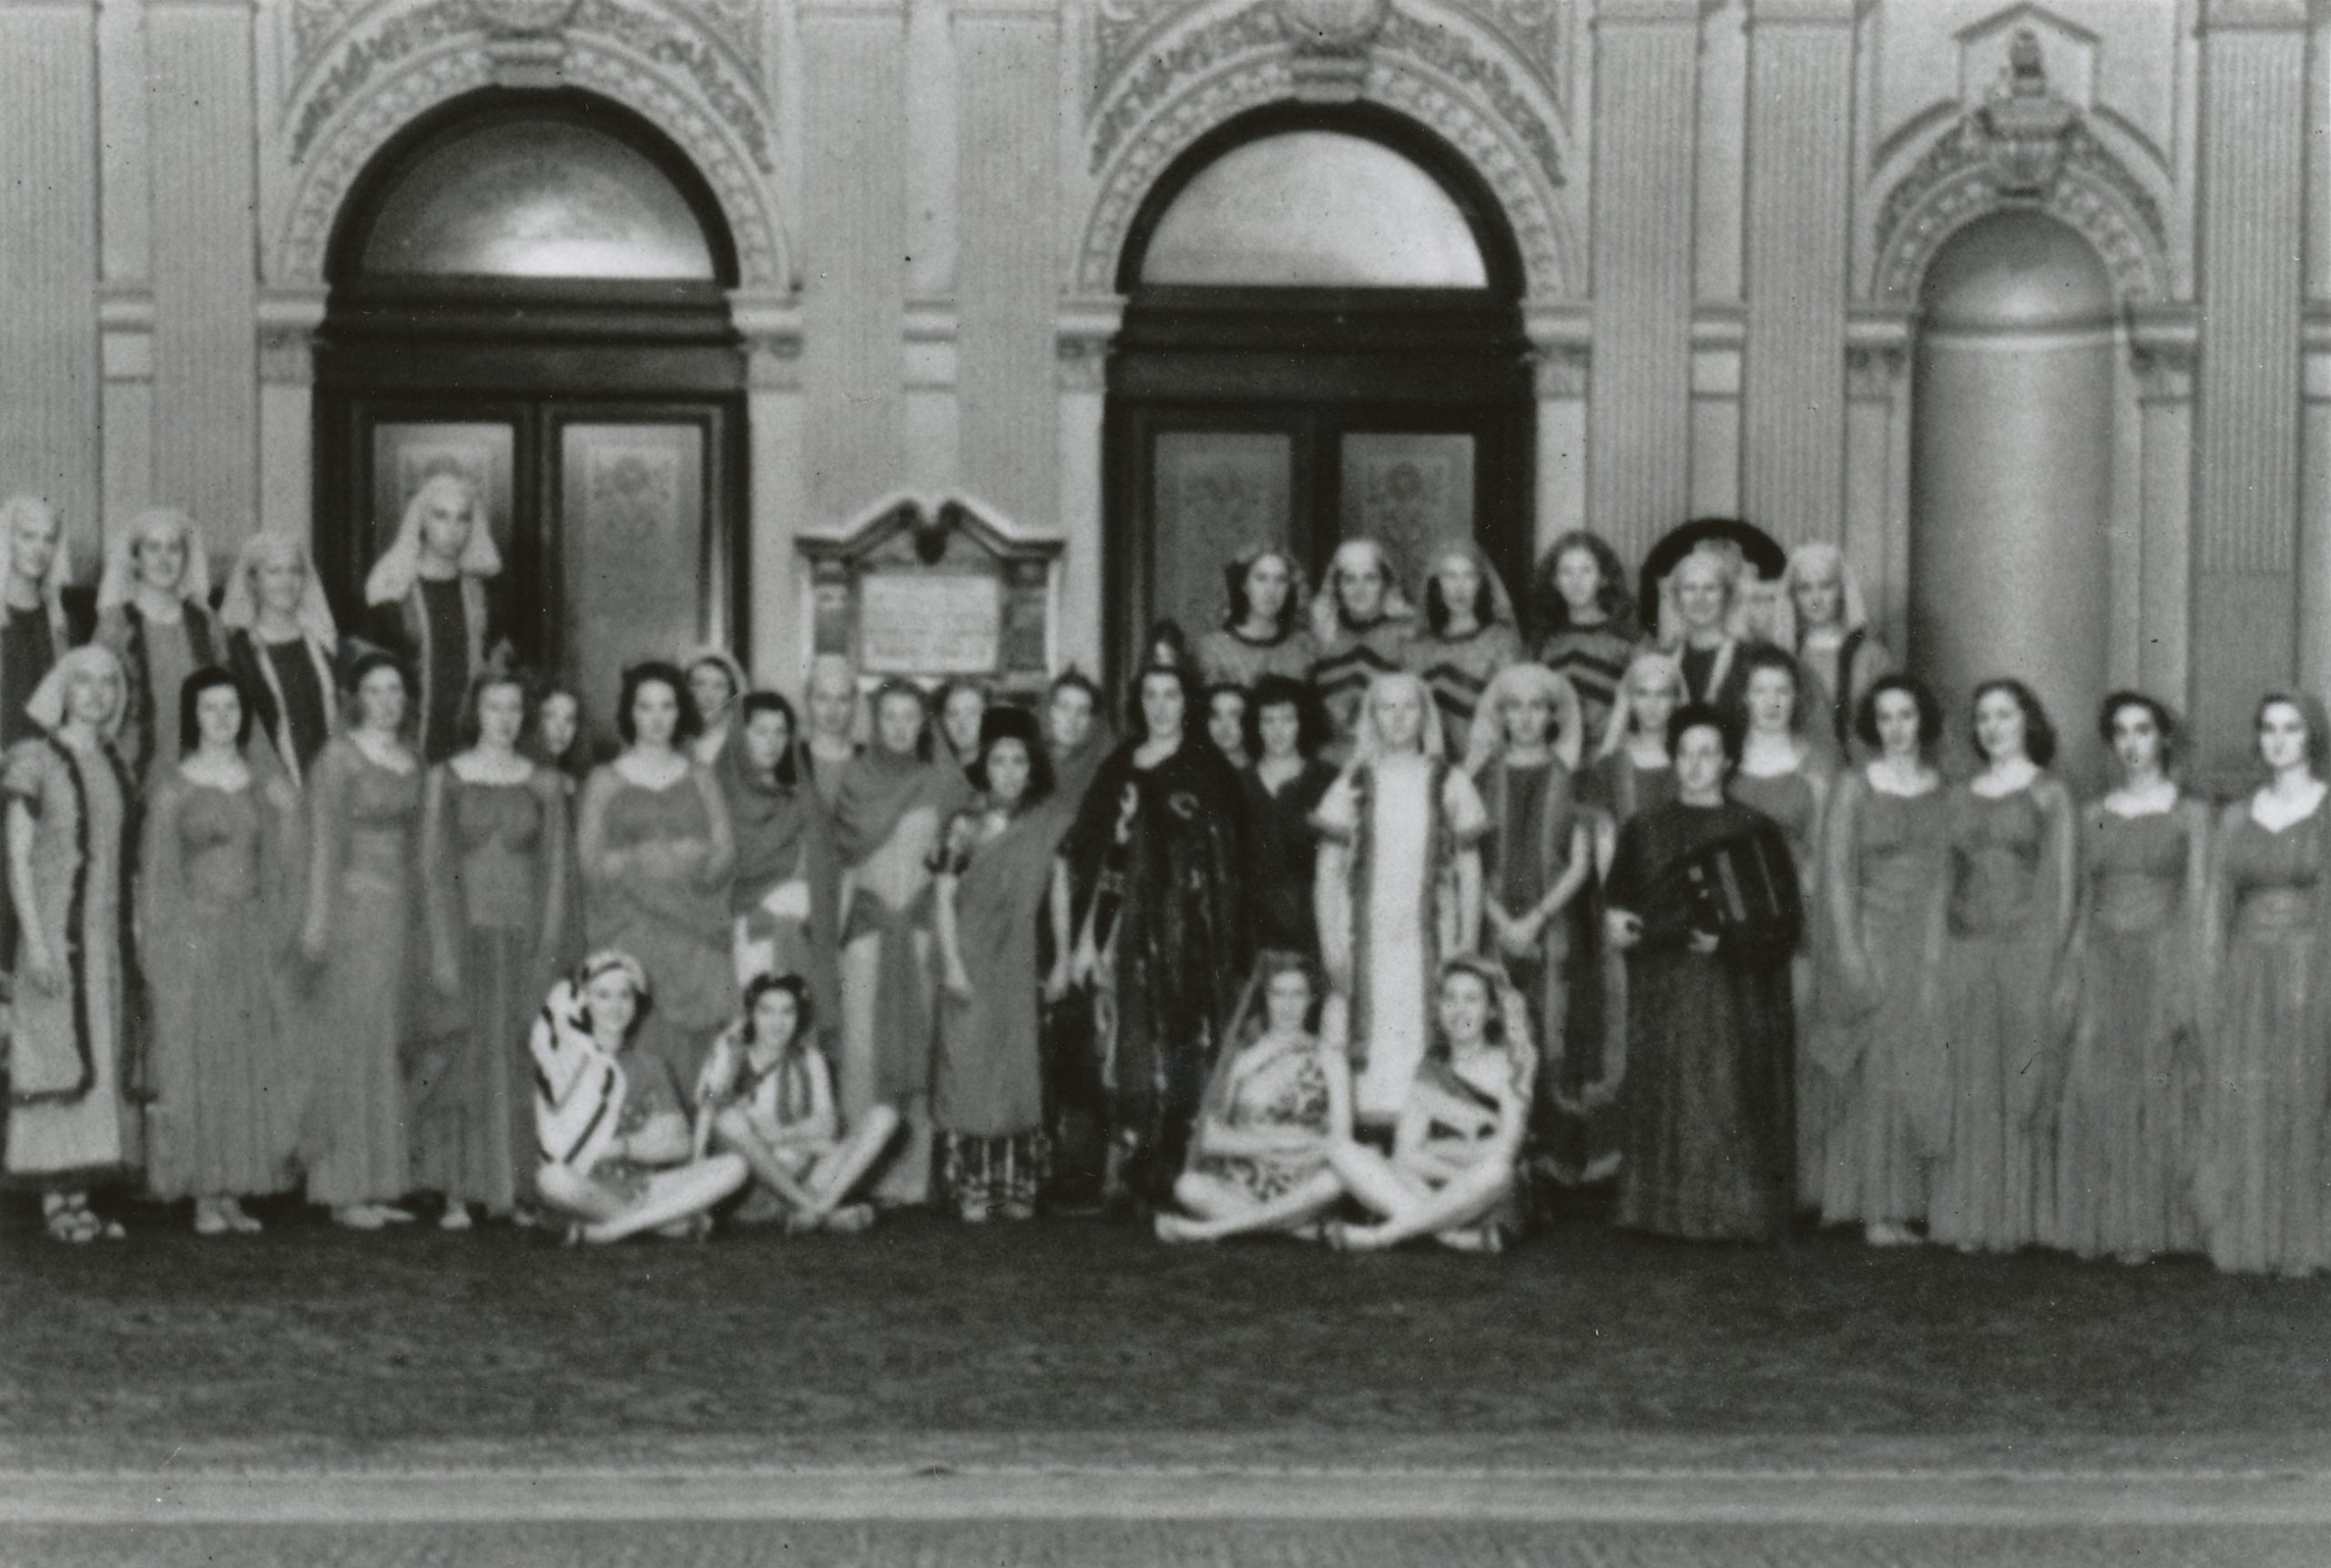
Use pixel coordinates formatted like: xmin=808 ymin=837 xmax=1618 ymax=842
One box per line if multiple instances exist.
xmin=1063 ymin=661 xmax=1248 ymax=1209
xmin=1038 ymin=667 xmax=1113 ymax=1205
xmin=1603 ymin=701 xmax=1802 ymax=1243
xmin=1238 ymin=674 xmax=1339 ymax=960
xmin=362 ymin=473 xmax=507 ymax=764
xmin=219 ymin=532 xmax=340 ymax=788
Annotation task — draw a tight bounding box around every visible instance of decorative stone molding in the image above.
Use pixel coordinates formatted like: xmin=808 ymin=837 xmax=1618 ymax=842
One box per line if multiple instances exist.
xmin=1526 ymin=301 xmax=1590 ymax=398
xmin=256 ymin=286 xmax=331 ymax=387
xmin=732 ymin=289 xmax=806 ymax=392
xmin=1844 ymin=344 xmax=1905 ymax=401
xmin=1868 ymin=26 xmax=2168 ymax=305
xmin=1080 ymin=2 xmax=1577 ymax=295
xmin=288 ymin=0 xmax=765 ymax=89
xmin=1056 ymin=296 xmax=1125 ymax=393
xmin=99 ymin=287 xmax=156 ymax=386
xmin=2130 ymin=304 xmax=2199 ymax=402
xmin=277 ymin=6 xmax=789 ymax=289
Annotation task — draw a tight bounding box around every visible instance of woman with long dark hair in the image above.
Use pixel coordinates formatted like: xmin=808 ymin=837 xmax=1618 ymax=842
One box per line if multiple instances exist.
xmin=1401 ymin=538 xmax=1526 ymax=763
xmin=1532 ymin=530 xmax=1639 ymax=753
xmin=1196 ymin=545 xmax=1317 ymax=690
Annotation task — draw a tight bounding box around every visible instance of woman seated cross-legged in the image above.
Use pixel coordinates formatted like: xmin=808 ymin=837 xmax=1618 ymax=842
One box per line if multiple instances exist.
xmin=1154 ymin=952 xmax=1351 ymax=1244
xmin=1328 ymin=954 xmax=1534 ymax=1254
xmin=532 ymin=951 xmax=747 ymax=1244
xmin=695 ymin=972 xmax=896 ymax=1234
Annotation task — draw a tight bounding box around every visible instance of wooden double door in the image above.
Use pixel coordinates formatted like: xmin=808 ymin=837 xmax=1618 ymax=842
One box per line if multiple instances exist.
xmin=319 ymin=389 xmax=742 ymax=734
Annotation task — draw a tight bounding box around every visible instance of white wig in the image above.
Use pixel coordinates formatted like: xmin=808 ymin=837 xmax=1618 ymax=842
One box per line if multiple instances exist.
xmin=1463 ymin=661 xmax=1585 ymax=776
xmin=25 ymin=643 xmax=127 ymax=742
xmin=97 ymin=506 xmax=213 ymax=613
xmin=1350 ymin=668 xmax=1446 ymax=766
xmin=0 ymin=494 xmax=72 ymax=629
xmin=1770 ymin=541 xmax=1872 ymax=649
xmin=1309 ymin=537 xmax=1416 ymax=644
xmin=219 ymin=530 xmax=339 ymax=647
xmin=364 ymin=473 xmax=503 ymax=606
xmin=1655 ymin=542 xmax=1754 ymax=649
xmin=1594 ymin=648 xmax=1686 ymax=762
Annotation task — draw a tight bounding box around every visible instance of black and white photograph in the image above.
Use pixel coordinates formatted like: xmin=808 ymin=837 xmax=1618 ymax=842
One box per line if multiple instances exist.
xmin=4 ymin=1 xmax=2329 ymax=1563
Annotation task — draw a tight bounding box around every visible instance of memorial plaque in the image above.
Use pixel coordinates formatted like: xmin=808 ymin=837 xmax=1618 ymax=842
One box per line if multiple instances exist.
xmin=860 ymin=572 xmax=1003 ymax=676
xmin=797 ymin=491 xmax=1064 ymax=699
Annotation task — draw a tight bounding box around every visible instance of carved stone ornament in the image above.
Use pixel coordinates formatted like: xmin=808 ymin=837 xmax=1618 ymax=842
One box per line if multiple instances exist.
xmin=1868 ymin=25 xmax=2168 ymax=305
xmin=470 ymin=0 xmax=579 ymax=34
xmin=1974 ymin=27 xmax=2078 ymax=198
xmin=1275 ymin=0 xmax=1389 ymax=53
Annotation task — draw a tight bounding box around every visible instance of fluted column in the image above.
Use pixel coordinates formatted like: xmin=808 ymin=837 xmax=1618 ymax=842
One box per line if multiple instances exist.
xmin=1842 ymin=315 xmax=1909 ymax=645
xmin=957 ymin=0 xmax=1062 ymax=530
xmin=98 ymin=0 xmax=152 ymax=535
xmin=0 ymin=2 xmax=101 ymax=564
xmin=1055 ymin=299 xmax=1119 ymax=678
xmin=801 ymin=0 xmax=909 ymax=522
xmin=2194 ymin=0 xmax=2307 ymax=776
xmin=1740 ymin=0 xmax=1854 ymax=545
xmin=1587 ymin=0 xmax=1698 ymax=563
xmin=256 ymin=289 xmax=323 ymax=544
xmin=148 ymin=0 xmax=258 ymax=555
xmin=1529 ymin=303 xmax=1592 ymax=562
xmin=737 ymin=292 xmax=809 ymax=687
xmin=2301 ymin=5 xmax=2331 ymax=706
xmin=2133 ymin=313 xmax=2198 ymax=711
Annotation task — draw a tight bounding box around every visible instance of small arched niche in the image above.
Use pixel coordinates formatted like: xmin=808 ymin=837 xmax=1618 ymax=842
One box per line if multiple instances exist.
xmin=1909 ymin=210 xmax=2116 ymax=777
xmin=1136 ymin=129 xmax=1490 ymax=288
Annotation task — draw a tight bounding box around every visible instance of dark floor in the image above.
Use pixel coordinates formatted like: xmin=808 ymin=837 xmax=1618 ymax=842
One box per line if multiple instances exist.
xmin=7 ymin=1193 xmax=2328 ymax=1471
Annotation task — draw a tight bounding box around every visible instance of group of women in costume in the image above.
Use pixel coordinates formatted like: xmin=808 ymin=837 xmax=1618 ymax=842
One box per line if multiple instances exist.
xmin=4 ymin=477 xmax=2326 ymax=1275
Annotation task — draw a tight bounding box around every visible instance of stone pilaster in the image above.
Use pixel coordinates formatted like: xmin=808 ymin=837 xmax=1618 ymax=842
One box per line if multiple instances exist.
xmin=957 ymin=0 xmax=1063 ymax=531
xmin=1054 ymin=298 xmax=1121 ymax=678
xmin=800 ymin=0 xmax=910 ymax=524
xmin=1740 ymin=0 xmax=1855 ymax=545
xmin=1587 ymin=0 xmax=1699 ymax=563
xmin=2193 ymin=0 xmax=2307 ymax=773
xmin=1529 ymin=303 xmax=1592 ymax=561
xmin=736 ymin=291 xmax=809 ymax=687
xmin=0 ymin=2 xmax=102 ymax=565
xmin=2132 ymin=308 xmax=2198 ymax=711
xmin=148 ymin=0 xmax=258 ymax=555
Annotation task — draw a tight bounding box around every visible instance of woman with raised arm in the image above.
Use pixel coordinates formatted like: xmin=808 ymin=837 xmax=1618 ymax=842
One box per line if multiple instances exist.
xmin=576 ymin=663 xmax=736 ymax=1087
xmin=1313 ymin=669 xmax=1486 ymax=1134
xmin=1726 ymin=647 xmax=1835 ymax=1204
xmin=1603 ymin=702 xmax=1803 ymax=1243
xmin=1532 ymin=530 xmax=1640 ymax=756
xmin=1466 ymin=663 xmax=1598 ymax=1190
xmin=1196 ymin=545 xmax=1317 ymax=690
xmin=1063 ymin=661 xmax=1248 ymax=1207
xmin=141 ymin=668 xmax=304 ymax=1235
xmin=2194 ymin=692 xmax=2331 ymax=1276
xmin=1308 ymin=538 xmax=1413 ymax=758
xmin=2048 ymin=692 xmax=2210 ymax=1263
xmin=1328 ymin=955 xmax=1533 ymax=1253
xmin=6 ymin=647 xmax=137 ymax=1242
xmin=685 ymin=649 xmax=748 ymax=768
xmin=414 ymin=670 xmax=568 ymax=1228
xmin=1931 ymin=680 xmax=2077 ymax=1254
xmin=533 ymin=951 xmax=747 ymax=1244
xmin=697 ymin=972 xmax=891 ymax=1233
xmin=1156 ymin=952 xmax=1351 ymax=1245
xmin=219 ymin=532 xmax=339 ymax=788
xmin=1807 ymin=675 xmax=1952 ymax=1246
xmin=830 ymin=680 xmax=965 ymax=1207
xmin=94 ymin=506 xmax=218 ymax=782
xmin=1402 ymin=538 xmax=1526 ymax=764
xmin=298 ymin=650 xmax=425 ymax=1230
xmin=932 ymin=707 xmax=1076 ymax=1222
xmin=1775 ymin=544 xmax=1894 ymax=755
xmin=363 ymin=473 xmax=505 ymax=764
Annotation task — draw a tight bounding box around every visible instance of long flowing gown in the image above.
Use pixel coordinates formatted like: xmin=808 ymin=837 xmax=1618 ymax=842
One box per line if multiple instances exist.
xmin=140 ymin=771 xmax=305 ymax=1200
xmin=1807 ymin=773 xmax=1950 ymax=1227
xmin=1065 ymin=738 xmax=1247 ymax=1202
xmin=2049 ymin=799 xmax=2209 ymax=1259
xmin=1731 ymin=759 xmax=1828 ymax=1203
xmin=578 ymin=763 xmax=736 ymax=1085
xmin=1930 ymin=780 xmax=2073 ymax=1252
xmin=1478 ymin=756 xmax=1604 ymax=1186
xmin=5 ymin=737 xmax=138 ymax=1186
xmin=832 ymin=749 xmax=964 ymax=1207
xmin=1605 ymin=798 xmax=1802 ymax=1242
xmin=2195 ymin=797 xmax=2331 ymax=1275
xmin=413 ymin=767 xmax=566 ymax=1213
xmin=935 ymin=798 xmax=1077 ymax=1213
xmin=1316 ymin=754 xmax=1487 ymax=1125
xmin=300 ymin=738 xmax=423 ymax=1208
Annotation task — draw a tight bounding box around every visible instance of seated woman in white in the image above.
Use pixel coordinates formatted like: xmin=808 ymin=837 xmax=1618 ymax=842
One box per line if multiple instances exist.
xmin=1155 ymin=952 xmax=1352 ymax=1244
xmin=1329 ymin=953 xmax=1534 ymax=1253
xmin=533 ymin=951 xmax=748 ymax=1243
xmin=695 ymin=972 xmax=897 ymax=1233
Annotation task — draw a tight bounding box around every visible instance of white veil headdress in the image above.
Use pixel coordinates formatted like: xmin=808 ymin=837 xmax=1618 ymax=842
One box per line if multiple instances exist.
xmin=219 ymin=530 xmax=339 ymax=647
xmin=1769 ymin=541 xmax=1872 ymax=650
xmin=1462 ymin=661 xmax=1585 ymax=776
xmin=97 ymin=506 xmax=212 ymax=614
xmin=1594 ymin=648 xmax=1685 ymax=762
xmin=0 ymin=494 xmax=73 ymax=634
xmin=364 ymin=473 xmax=503 ymax=606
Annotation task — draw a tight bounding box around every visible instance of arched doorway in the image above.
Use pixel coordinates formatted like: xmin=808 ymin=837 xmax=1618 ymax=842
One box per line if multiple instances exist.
xmin=1909 ymin=211 xmax=2114 ymax=779
xmin=1104 ymin=105 xmax=1533 ymax=679
xmin=315 ymin=89 xmax=747 ymax=730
